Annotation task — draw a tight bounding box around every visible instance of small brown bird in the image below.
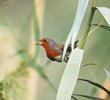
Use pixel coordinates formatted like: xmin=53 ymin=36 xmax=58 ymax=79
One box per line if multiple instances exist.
xmin=36 ymin=38 xmax=78 ymax=62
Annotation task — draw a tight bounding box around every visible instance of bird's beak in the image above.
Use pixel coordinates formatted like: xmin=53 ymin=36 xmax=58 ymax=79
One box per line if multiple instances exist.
xmin=36 ymin=39 xmax=43 ymax=45
xmin=36 ymin=43 xmax=40 ymax=45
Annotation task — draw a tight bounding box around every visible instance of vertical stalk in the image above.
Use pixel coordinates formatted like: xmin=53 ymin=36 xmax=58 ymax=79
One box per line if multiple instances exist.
xmin=80 ymin=0 xmax=97 ymax=49
xmin=33 ymin=0 xmax=40 ymax=58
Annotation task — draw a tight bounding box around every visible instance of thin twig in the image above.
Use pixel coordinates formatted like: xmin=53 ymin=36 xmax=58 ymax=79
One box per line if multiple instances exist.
xmin=78 ymin=20 xmax=106 ymax=43
xmin=91 ymin=24 xmax=110 ymax=31
xmin=81 ymin=63 xmax=98 ymax=67
xmin=87 ymin=19 xmax=106 ymax=38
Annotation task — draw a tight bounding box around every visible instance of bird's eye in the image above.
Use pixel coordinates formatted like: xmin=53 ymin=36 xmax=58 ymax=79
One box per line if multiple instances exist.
xmin=44 ymin=39 xmax=46 ymax=42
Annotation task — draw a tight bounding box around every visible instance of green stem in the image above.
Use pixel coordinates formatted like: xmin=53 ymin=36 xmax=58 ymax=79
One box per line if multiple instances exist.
xmin=80 ymin=0 xmax=97 ymax=49
xmin=92 ymin=0 xmax=97 ymax=7
xmin=33 ymin=0 xmax=40 ymax=58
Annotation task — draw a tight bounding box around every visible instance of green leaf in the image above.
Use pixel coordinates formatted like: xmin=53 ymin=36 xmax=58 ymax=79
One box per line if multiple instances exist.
xmin=72 ymin=94 xmax=104 ymax=100
xmin=62 ymin=0 xmax=89 ymax=60
xmin=56 ymin=49 xmax=84 ymax=100
xmin=78 ymin=78 xmax=110 ymax=95
xmin=97 ymin=7 xmax=110 ymax=25
xmin=71 ymin=96 xmax=78 ymax=100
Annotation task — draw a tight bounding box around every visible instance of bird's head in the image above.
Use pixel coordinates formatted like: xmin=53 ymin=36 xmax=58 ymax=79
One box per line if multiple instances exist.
xmin=36 ymin=38 xmax=56 ymax=49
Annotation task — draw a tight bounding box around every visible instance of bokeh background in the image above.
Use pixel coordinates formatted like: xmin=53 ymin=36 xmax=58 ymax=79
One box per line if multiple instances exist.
xmin=0 ymin=0 xmax=110 ymax=100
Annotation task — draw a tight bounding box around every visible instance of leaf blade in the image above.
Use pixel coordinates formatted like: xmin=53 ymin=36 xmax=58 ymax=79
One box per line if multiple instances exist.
xmin=72 ymin=94 xmax=104 ymax=100
xmin=78 ymin=78 xmax=110 ymax=95
xmin=56 ymin=49 xmax=84 ymax=100
xmin=71 ymin=0 xmax=89 ymax=48
xmin=62 ymin=0 xmax=89 ymax=61
xmin=97 ymin=7 xmax=110 ymax=25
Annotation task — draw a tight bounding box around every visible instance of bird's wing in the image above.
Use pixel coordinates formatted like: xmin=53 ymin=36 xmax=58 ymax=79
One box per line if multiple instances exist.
xmin=58 ymin=44 xmax=71 ymax=52
xmin=53 ymin=40 xmax=78 ymax=54
xmin=59 ymin=40 xmax=78 ymax=51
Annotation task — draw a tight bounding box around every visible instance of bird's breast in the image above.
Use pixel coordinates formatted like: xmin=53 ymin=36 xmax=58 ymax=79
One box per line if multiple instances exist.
xmin=44 ymin=47 xmax=71 ymax=62
xmin=45 ymin=48 xmax=62 ymax=61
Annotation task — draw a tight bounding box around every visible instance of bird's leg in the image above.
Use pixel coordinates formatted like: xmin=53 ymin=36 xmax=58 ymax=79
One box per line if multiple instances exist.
xmin=64 ymin=40 xmax=79 ymax=63
xmin=74 ymin=40 xmax=79 ymax=48
xmin=64 ymin=57 xmax=69 ymax=63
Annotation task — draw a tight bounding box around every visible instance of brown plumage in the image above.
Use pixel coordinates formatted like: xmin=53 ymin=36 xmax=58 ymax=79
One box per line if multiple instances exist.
xmin=36 ymin=38 xmax=78 ymax=62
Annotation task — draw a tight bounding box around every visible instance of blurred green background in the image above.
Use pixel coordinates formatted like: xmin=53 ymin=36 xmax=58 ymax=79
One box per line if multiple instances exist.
xmin=0 ymin=0 xmax=110 ymax=100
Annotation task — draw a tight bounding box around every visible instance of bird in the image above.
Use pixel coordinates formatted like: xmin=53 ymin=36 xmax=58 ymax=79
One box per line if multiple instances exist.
xmin=36 ymin=38 xmax=78 ymax=63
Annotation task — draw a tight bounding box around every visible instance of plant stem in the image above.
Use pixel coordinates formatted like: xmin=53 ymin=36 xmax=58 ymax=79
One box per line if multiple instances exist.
xmin=33 ymin=0 xmax=40 ymax=59
xmin=91 ymin=23 xmax=110 ymax=31
xmin=80 ymin=0 xmax=97 ymax=49
xmin=92 ymin=0 xmax=97 ymax=7
xmin=87 ymin=20 xmax=105 ymax=37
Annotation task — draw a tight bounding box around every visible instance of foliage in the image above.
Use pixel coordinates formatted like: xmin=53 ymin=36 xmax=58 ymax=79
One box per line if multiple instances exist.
xmin=0 ymin=61 xmax=28 ymax=100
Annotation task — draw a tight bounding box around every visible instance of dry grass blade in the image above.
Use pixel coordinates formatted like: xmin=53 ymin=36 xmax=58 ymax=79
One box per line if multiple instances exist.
xmin=104 ymin=69 xmax=110 ymax=85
